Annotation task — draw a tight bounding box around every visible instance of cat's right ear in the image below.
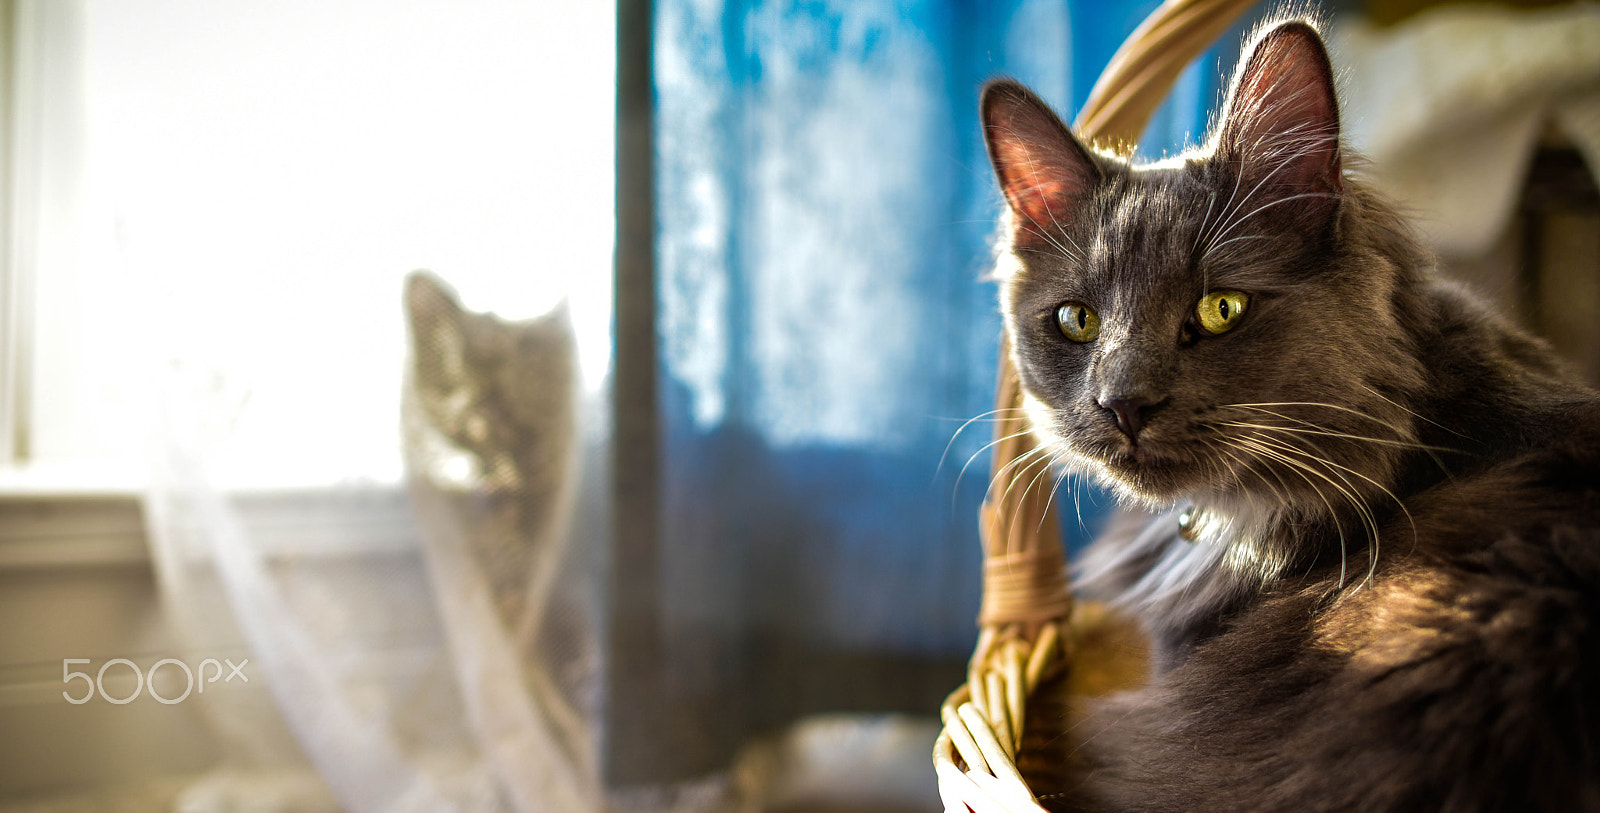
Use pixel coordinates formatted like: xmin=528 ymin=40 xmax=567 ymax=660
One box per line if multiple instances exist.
xmin=981 ymin=80 xmax=1099 ymax=237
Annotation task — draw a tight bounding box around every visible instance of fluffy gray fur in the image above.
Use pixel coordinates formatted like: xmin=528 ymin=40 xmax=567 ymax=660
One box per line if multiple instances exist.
xmin=981 ymin=17 xmax=1600 ymax=811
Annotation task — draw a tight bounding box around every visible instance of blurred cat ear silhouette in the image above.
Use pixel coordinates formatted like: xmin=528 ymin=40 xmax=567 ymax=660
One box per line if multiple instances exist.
xmin=981 ymin=79 xmax=1102 ymax=245
xmin=405 ymin=270 xmax=470 ymax=395
xmin=1216 ymin=20 xmax=1343 ymax=221
xmin=405 ymin=269 xmax=467 ymax=325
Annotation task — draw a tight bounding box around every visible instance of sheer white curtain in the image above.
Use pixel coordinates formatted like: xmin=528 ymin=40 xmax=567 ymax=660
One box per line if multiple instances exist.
xmin=73 ymin=1 xmax=613 ymax=809
xmin=143 ymin=334 xmax=606 ymax=811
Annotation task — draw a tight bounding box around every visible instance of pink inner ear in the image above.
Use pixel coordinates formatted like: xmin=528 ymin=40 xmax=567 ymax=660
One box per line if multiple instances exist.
xmin=982 ymin=81 xmax=1097 ymax=237
xmin=997 ymin=143 xmax=1080 ymax=229
xmin=1221 ymin=23 xmax=1342 ymax=195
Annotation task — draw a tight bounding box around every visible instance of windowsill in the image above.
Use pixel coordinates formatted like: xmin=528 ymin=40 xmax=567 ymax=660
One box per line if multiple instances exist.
xmin=0 ymin=461 xmax=421 ymax=571
xmin=0 ymin=488 xmax=147 ymax=570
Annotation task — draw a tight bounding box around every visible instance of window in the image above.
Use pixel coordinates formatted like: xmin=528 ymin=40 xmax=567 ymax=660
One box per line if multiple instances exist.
xmin=0 ymin=0 xmax=615 ymax=492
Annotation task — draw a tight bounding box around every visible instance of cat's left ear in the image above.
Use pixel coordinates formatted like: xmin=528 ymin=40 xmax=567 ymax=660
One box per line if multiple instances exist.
xmin=1216 ymin=21 xmax=1342 ymax=215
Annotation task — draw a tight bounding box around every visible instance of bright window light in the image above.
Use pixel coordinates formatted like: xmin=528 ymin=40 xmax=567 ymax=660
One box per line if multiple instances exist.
xmin=19 ymin=0 xmax=614 ymax=489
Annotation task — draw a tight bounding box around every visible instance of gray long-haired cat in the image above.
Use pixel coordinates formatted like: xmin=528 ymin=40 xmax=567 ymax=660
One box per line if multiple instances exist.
xmin=981 ymin=18 xmax=1600 ymax=812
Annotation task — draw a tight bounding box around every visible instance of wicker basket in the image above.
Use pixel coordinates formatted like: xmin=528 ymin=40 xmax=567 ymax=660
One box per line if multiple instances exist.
xmin=933 ymin=2 xmax=1261 ymax=810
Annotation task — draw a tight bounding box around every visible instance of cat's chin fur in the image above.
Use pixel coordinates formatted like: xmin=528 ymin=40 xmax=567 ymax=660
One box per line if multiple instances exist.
xmin=1031 ymin=385 xmax=1309 ymax=659
xmin=1047 ymin=412 xmax=1301 ymax=657
xmin=1023 ymin=391 xmax=1220 ymax=509
xmin=1026 ymin=386 xmax=1336 ymax=521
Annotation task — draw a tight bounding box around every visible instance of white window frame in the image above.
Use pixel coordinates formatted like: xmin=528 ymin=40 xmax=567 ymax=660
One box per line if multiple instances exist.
xmin=1 ymin=0 xmax=38 ymax=466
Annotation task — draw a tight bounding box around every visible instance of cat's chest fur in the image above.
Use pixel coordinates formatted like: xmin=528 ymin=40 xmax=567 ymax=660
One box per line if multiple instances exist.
xmin=1063 ymin=409 xmax=1600 ymax=810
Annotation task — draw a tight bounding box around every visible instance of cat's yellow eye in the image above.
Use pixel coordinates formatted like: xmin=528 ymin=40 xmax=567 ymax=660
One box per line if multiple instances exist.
xmin=1196 ymin=290 xmax=1249 ymax=335
xmin=1056 ymin=302 xmax=1100 ymax=343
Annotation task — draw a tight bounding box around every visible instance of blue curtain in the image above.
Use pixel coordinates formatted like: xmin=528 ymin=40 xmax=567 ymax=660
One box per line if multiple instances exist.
xmin=618 ymin=0 xmax=1267 ymax=786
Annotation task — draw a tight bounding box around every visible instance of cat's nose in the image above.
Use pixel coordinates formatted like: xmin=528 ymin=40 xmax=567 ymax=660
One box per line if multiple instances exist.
xmin=1098 ymin=395 xmax=1160 ymax=438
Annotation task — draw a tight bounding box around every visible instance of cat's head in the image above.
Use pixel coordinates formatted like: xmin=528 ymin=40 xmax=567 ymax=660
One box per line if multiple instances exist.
xmin=982 ymin=20 xmax=1426 ymax=516
xmin=404 ymin=270 xmax=576 ymax=490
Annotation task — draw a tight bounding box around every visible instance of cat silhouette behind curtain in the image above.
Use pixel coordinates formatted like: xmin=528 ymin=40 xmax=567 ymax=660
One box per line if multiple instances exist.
xmin=981 ymin=17 xmax=1600 ymax=811
xmin=403 ymin=271 xmax=577 ymax=639
xmin=402 ymin=271 xmax=595 ymax=793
